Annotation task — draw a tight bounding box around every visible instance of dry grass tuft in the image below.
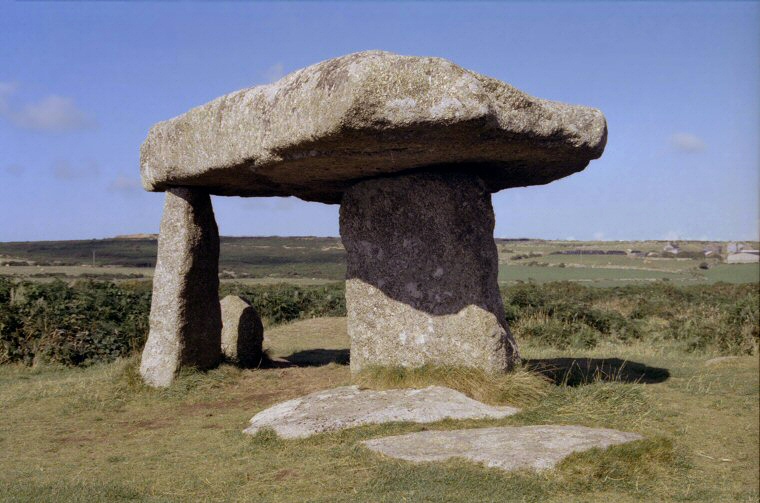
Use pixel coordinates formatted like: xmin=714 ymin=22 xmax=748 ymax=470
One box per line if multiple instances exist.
xmin=354 ymin=364 xmax=552 ymax=407
xmin=555 ymin=437 xmax=679 ymax=492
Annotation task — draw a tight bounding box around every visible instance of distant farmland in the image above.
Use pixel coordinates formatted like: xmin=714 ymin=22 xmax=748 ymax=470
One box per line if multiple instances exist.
xmin=0 ymin=237 xmax=757 ymax=287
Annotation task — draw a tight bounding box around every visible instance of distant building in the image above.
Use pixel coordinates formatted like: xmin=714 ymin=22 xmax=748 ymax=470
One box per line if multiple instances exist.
xmin=703 ymin=244 xmax=722 ymax=257
xmin=663 ymin=242 xmax=680 ymax=255
xmin=727 ymin=242 xmax=748 ymax=254
xmin=726 ymin=250 xmax=759 ymax=264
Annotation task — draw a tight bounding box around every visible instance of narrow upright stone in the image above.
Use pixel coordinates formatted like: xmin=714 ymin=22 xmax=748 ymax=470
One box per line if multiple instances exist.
xmin=140 ymin=187 xmax=222 ymax=387
xmin=220 ymin=295 xmax=264 ymax=367
xmin=340 ymin=172 xmax=519 ymax=373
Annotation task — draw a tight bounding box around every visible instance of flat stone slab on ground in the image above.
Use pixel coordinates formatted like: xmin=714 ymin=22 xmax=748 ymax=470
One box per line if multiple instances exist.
xmin=362 ymin=425 xmax=643 ymax=472
xmin=243 ymin=385 xmax=519 ymax=439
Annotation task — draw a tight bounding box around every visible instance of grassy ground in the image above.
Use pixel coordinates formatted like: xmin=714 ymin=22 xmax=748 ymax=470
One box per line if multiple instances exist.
xmin=1 ymin=317 xmax=757 ymax=502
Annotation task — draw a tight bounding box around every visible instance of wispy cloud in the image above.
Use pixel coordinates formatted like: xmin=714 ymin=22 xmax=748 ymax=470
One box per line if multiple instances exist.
xmin=263 ymin=63 xmax=285 ymax=83
xmin=670 ymin=132 xmax=705 ymax=153
xmin=13 ymin=95 xmax=96 ymax=132
xmin=53 ymin=160 xmax=100 ymax=180
xmin=0 ymin=83 xmax=96 ymax=132
xmin=4 ymin=164 xmax=24 ymax=176
xmin=0 ymin=82 xmax=17 ymax=114
xmin=108 ymin=175 xmax=143 ymax=194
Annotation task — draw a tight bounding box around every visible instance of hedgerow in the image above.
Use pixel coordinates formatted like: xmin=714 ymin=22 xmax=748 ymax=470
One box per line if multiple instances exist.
xmin=0 ymin=277 xmax=756 ymax=366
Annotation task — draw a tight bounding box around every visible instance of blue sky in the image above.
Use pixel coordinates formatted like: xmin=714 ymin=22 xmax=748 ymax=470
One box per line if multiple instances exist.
xmin=1 ymin=2 xmax=758 ymax=242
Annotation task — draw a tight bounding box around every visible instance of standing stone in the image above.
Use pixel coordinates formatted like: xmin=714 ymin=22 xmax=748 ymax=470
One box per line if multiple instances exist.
xmin=340 ymin=172 xmax=519 ymax=374
xmin=140 ymin=187 xmax=222 ymax=387
xmin=220 ymin=295 xmax=264 ymax=367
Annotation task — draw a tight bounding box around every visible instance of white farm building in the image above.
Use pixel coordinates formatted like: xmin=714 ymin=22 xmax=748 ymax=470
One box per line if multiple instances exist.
xmin=726 ymin=250 xmax=760 ymax=264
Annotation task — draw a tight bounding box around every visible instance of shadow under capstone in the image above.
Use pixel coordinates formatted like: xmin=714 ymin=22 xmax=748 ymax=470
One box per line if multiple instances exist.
xmin=524 ymin=357 xmax=670 ymax=386
xmin=284 ymin=348 xmax=350 ymax=367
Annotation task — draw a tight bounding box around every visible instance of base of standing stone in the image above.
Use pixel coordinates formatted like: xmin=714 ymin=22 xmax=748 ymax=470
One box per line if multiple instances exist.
xmin=340 ymin=171 xmax=519 ymax=374
xmin=140 ymin=187 xmax=222 ymax=387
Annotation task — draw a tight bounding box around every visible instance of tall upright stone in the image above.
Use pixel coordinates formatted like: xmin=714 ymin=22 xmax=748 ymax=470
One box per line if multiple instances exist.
xmin=341 ymin=172 xmax=518 ymax=373
xmin=140 ymin=187 xmax=222 ymax=387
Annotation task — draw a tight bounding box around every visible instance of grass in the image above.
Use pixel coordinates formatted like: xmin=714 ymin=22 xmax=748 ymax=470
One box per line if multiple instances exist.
xmin=264 ymin=317 xmax=350 ymax=366
xmin=0 ymin=317 xmax=757 ymax=502
xmin=354 ymin=365 xmax=551 ymax=408
xmin=499 ymin=262 xmax=759 ymax=287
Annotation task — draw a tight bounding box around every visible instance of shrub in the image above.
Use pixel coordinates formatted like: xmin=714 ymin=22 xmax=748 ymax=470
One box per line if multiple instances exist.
xmin=0 ymin=277 xmax=757 ymax=367
xmin=0 ymin=280 xmax=150 ymax=366
xmin=220 ymin=282 xmax=346 ymax=324
xmin=512 ymin=313 xmax=600 ymax=350
xmin=0 ymin=279 xmax=347 ymax=366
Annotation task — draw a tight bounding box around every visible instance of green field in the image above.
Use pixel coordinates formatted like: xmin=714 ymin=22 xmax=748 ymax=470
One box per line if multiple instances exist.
xmin=500 ymin=263 xmax=759 ymax=287
xmin=1 ymin=237 xmax=757 ymax=287
xmin=0 ymin=319 xmax=757 ymax=502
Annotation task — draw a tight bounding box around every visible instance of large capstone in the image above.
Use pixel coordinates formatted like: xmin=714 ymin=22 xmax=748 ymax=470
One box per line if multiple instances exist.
xmin=139 ymin=187 xmax=222 ymax=387
xmin=340 ymin=172 xmax=518 ymax=373
xmin=140 ymin=51 xmax=607 ymax=204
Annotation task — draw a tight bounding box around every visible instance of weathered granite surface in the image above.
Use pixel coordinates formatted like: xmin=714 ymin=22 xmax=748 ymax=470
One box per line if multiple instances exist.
xmin=140 ymin=51 xmax=607 ymax=203
xmin=140 ymin=188 xmax=222 ymax=387
xmin=362 ymin=425 xmax=644 ymax=472
xmin=341 ymin=172 xmax=519 ymax=373
xmin=220 ymin=295 xmax=264 ymax=367
xmin=243 ymin=385 xmax=519 ymax=439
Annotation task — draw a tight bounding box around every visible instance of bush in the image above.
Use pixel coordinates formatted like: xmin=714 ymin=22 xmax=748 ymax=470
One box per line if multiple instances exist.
xmin=0 ymin=280 xmax=150 ymax=366
xmin=503 ymin=282 xmax=757 ymax=353
xmin=220 ymin=282 xmax=346 ymax=324
xmin=0 ymin=279 xmax=347 ymax=366
xmin=513 ymin=313 xmax=600 ymax=350
xmin=1 ymin=277 xmax=757 ymax=367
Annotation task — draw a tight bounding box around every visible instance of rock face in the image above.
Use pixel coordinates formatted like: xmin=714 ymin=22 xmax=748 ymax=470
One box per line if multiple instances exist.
xmin=139 ymin=188 xmax=222 ymax=387
xmin=220 ymin=295 xmax=264 ymax=367
xmin=243 ymin=385 xmax=519 ymax=439
xmin=341 ymin=172 xmax=518 ymax=373
xmin=140 ymin=51 xmax=607 ymax=204
xmin=362 ymin=425 xmax=644 ymax=472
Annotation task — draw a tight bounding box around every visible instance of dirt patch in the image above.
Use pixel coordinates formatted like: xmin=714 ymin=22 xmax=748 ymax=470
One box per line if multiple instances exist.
xmin=120 ymin=418 xmax=174 ymax=433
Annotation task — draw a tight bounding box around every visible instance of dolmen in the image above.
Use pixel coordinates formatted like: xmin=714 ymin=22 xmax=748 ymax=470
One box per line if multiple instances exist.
xmin=139 ymin=50 xmax=607 ymax=387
